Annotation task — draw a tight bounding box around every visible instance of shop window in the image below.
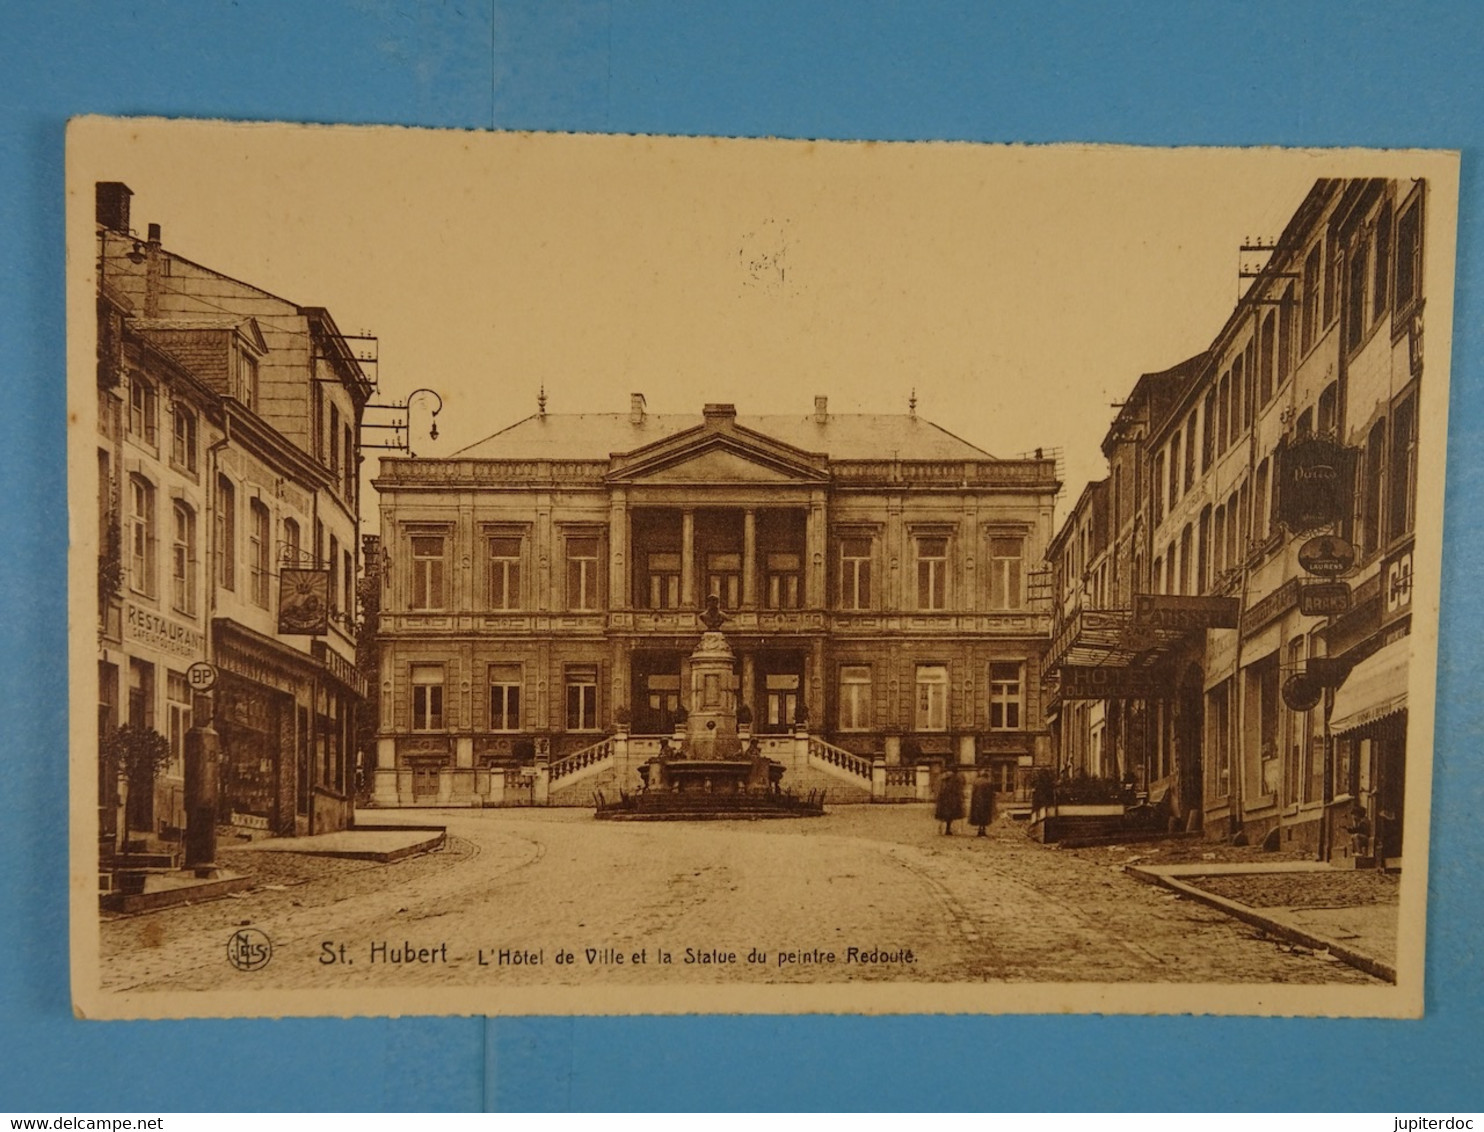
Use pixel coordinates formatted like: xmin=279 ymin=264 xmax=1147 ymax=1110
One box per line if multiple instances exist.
xmin=706 ymin=553 xmax=741 ymax=610
xmin=171 ymin=404 xmax=197 ymax=472
xmin=170 ymin=500 xmax=196 ymax=615
xmin=766 ymin=552 xmax=801 ymax=610
xmin=489 ymin=663 xmax=521 ymax=731
xmin=410 ymin=535 xmax=445 ymax=610
xmin=1207 ymin=679 xmax=1231 ymax=798
xmin=566 ymin=535 xmax=601 ymax=611
xmin=128 ymin=474 xmax=156 ymax=597
xmin=488 ymin=536 xmax=522 ymax=610
xmin=565 ymin=665 xmax=599 ymax=730
xmin=915 ymin=537 xmax=948 ymax=611
xmin=914 ymin=665 xmax=948 ymax=732
xmin=988 ymin=536 xmax=1023 ymax=610
xmin=166 ymin=670 xmax=191 ymax=779
xmin=839 ymin=538 xmax=872 ymax=610
xmin=989 ymin=662 xmax=1023 ymax=730
xmin=838 ymin=665 xmax=871 ymax=731
xmin=250 ymin=500 xmax=271 ymax=608
xmin=410 ymin=664 xmax=444 ymax=731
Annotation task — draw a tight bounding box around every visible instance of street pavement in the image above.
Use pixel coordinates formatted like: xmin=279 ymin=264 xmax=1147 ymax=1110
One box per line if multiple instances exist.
xmin=99 ymin=805 xmax=1381 ymax=992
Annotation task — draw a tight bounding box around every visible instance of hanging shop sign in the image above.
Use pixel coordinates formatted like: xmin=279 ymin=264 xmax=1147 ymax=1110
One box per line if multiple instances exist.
xmin=1298 ymin=534 xmax=1357 ymax=578
xmin=1274 ymin=437 xmax=1358 ymax=532
xmin=1298 ymin=581 xmax=1353 ymax=616
xmin=277 ymin=568 xmax=331 ymax=635
xmin=1057 ymin=665 xmax=1172 ymax=701
xmin=1131 ymin=593 xmax=1241 ymax=631
xmin=1282 ymin=672 xmax=1323 ymax=712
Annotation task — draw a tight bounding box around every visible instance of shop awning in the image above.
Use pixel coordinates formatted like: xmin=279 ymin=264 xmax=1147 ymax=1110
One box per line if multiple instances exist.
xmin=1329 ymin=636 xmax=1410 ymax=734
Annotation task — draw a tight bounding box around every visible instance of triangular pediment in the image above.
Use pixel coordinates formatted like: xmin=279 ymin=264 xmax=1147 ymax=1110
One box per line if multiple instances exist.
xmin=609 ymin=423 xmax=828 ymax=485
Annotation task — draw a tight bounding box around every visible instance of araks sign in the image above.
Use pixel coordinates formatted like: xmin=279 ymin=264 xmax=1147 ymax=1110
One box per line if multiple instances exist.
xmin=1275 ymin=437 xmax=1358 ymax=532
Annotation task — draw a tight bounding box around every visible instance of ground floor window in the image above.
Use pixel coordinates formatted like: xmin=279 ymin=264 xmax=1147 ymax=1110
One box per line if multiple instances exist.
xmin=838 ymin=665 xmax=871 ymax=730
xmin=989 ymin=661 xmax=1023 ymax=730
xmin=915 ymin=664 xmax=948 ymax=731
xmin=166 ymin=669 xmax=191 ymax=779
xmin=566 ymin=664 xmax=598 ymax=731
xmin=764 ymin=673 xmax=800 ymax=731
xmin=489 ymin=663 xmax=521 ymax=731
xmin=411 ymin=664 xmax=444 ymax=731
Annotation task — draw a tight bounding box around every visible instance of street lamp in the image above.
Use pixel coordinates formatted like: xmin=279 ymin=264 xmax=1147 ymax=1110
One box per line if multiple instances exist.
xmin=362 ymin=387 xmax=443 ymax=456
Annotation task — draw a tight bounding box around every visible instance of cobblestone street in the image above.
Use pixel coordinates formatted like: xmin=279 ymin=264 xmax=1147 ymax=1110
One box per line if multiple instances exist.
xmin=99 ymin=806 xmax=1383 ymax=993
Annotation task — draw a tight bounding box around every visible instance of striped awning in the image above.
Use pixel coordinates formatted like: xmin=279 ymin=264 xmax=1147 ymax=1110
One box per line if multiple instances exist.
xmin=1329 ymin=636 xmax=1410 ymax=734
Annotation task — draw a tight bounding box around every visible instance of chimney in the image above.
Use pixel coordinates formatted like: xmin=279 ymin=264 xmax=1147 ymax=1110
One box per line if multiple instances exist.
xmin=630 ymin=392 xmax=647 ymax=424
xmin=143 ymin=222 xmax=163 ymax=319
xmin=702 ymin=403 xmax=737 ymax=426
xmin=95 ymin=182 xmax=133 ymax=233
xmin=813 ymin=395 xmax=828 ymax=424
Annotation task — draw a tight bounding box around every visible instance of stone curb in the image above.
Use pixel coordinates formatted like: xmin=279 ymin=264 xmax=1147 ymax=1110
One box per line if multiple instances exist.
xmin=1125 ymin=865 xmax=1396 ymax=985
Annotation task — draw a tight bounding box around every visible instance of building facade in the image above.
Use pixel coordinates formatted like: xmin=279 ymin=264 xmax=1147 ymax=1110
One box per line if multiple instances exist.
xmin=1046 ymin=177 xmax=1429 ymax=864
xmin=371 ymin=396 xmax=1059 ymax=807
xmin=95 ymin=183 xmax=370 ymax=850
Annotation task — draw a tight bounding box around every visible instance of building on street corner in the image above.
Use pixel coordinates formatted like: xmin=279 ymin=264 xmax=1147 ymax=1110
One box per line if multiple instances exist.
xmin=1044 ymin=177 xmax=1429 ymax=866
xmin=370 ymin=395 xmax=1060 ymax=808
xmin=95 ymin=182 xmax=371 ymax=871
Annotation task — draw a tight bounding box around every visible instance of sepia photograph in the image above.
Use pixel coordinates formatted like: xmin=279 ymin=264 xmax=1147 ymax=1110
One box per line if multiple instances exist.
xmin=67 ymin=118 xmax=1457 ymax=1020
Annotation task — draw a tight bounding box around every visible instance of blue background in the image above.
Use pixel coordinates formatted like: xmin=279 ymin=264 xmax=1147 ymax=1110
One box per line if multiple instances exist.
xmin=3 ymin=0 xmax=1481 ymax=1111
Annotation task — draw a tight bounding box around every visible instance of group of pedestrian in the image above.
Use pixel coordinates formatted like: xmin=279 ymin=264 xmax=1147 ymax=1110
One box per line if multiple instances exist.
xmin=935 ymin=767 xmax=996 ymax=837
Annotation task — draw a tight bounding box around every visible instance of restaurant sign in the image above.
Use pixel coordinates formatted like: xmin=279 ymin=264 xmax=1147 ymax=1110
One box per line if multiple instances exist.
xmin=1275 ymin=437 xmax=1358 ymax=532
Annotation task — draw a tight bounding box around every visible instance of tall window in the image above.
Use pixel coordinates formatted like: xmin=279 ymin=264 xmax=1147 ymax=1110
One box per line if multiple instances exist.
xmin=647 ymin=552 xmax=681 ymax=609
xmin=283 ymin=517 xmax=301 ymax=567
xmin=1238 ymin=350 xmax=1253 ymax=430
xmin=915 ymin=537 xmax=948 ymax=610
xmin=1346 ymin=239 xmax=1370 ymax=351
xmin=1301 ymin=243 xmax=1321 ymax=355
xmin=1178 ymin=524 xmax=1193 ymax=595
xmin=766 ymin=552 xmax=801 ymax=609
xmin=1183 ymin=416 xmax=1197 ymax=493
xmin=1201 ymin=390 xmax=1216 ymax=474
xmin=410 ymin=535 xmax=445 ymax=610
xmin=236 ymin=350 xmax=259 ymax=412
xmin=250 ymin=500 xmax=271 ymax=608
xmin=128 ymin=375 xmax=157 ymax=446
xmin=988 ymin=536 xmax=1023 ymax=610
xmin=1212 ymin=503 xmax=1226 ymax=578
xmin=565 ymin=664 xmax=598 ymax=730
xmin=839 ymin=537 xmax=872 ymax=610
xmin=128 ymin=475 xmax=156 ymax=597
xmin=1360 ymin=420 xmax=1386 ymax=554
xmin=215 ymin=475 xmax=235 ymax=590
xmin=914 ymin=665 xmax=948 ymax=732
xmin=1318 ymin=382 xmax=1338 ymax=436
xmin=489 ymin=663 xmax=521 ymax=731
xmin=170 ymin=501 xmax=196 ymax=614
xmin=1197 ymin=506 xmax=1211 ymax=594
xmin=1395 ymin=196 xmax=1423 ymax=313
xmin=764 ymin=673 xmax=800 ymax=731
xmin=343 ymin=423 xmax=356 ymax=504
xmin=838 ymin=665 xmax=871 ymax=731
xmin=1253 ymin=460 xmax=1270 ymax=543
xmin=644 ymin=673 xmax=681 ymax=733
xmin=1277 ymin=284 xmax=1294 ymax=387
xmin=989 ymin=662 xmax=1023 ymax=730
xmin=329 ymin=404 xmax=341 ymax=480
xmin=1389 ymin=394 xmax=1418 ymax=541
xmin=1259 ymin=311 xmax=1276 ymax=405
xmin=1167 ymin=435 xmax=1181 ymax=510
xmin=567 ymin=535 xmax=600 ymax=611
xmin=488 ymin=536 xmax=522 ymax=610
xmin=1151 ymin=451 xmax=1165 ymax=524
xmin=706 ymin=553 xmax=741 ymax=609
xmin=171 ymin=404 xmax=197 ymax=472
xmin=410 ymin=664 xmax=444 ymax=731
xmin=1374 ymin=205 xmax=1392 ymax=325
xmin=327 ymin=533 xmax=340 ymax=614
xmin=1218 ymin=372 xmax=1232 ymax=453
xmin=344 ymin=548 xmax=354 ymax=624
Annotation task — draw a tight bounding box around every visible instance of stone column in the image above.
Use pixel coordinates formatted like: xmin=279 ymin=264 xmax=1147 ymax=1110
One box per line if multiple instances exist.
xmin=806 ymin=493 xmax=827 ymax=608
xmin=609 ymin=490 xmax=629 ymax=609
xmin=680 ymin=508 xmax=696 ymax=608
xmin=871 ymin=756 xmax=887 ymax=801
xmin=742 ymin=508 xmax=757 ymax=607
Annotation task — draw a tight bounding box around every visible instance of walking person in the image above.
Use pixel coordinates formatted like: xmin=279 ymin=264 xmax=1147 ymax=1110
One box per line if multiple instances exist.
xmin=969 ymin=768 xmax=996 ymax=837
xmin=935 ymin=766 xmax=965 ymax=835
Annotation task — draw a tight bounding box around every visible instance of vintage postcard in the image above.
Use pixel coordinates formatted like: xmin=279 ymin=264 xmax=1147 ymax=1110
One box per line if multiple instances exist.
xmin=68 ymin=118 xmax=1458 ymax=1019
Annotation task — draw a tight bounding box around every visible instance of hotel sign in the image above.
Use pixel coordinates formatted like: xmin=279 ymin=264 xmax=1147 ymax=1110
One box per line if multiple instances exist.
xmin=278 ymin=568 xmax=330 ymax=635
xmin=1132 ymin=594 xmax=1240 ymax=631
xmin=1058 ymin=665 xmax=1171 ymax=701
xmin=124 ymin=602 xmax=205 ymax=659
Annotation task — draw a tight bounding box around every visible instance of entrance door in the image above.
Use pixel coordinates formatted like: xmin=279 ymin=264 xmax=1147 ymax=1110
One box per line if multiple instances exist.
xmin=1175 ymin=665 xmax=1205 ymax=825
xmin=412 ymin=763 xmax=440 ymax=801
xmin=1376 ymin=715 xmax=1406 ymax=861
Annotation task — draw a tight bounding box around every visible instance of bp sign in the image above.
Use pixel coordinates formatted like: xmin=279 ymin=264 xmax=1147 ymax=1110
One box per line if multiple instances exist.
xmin=1298 ymin=534 xmax=1357 ymax=578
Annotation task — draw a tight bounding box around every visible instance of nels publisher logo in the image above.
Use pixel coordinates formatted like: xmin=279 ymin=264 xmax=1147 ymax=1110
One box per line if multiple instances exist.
xmin=227 ymin=928 xmax=273 ymax=972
